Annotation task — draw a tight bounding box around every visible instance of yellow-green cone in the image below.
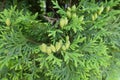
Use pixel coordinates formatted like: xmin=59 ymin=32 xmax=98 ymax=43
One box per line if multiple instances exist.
xmin=98 ymin=6 xmax=104 ymax=15
xmin=92 ymin=14 xmax=95 ymax=21
xmin=40 ymin=43 xmax=47 ymax=53
xmin=64 ymin=17 xmax=68 ymax=25
xmin=66 ymin=11 xmax=71 ymax=18
xmin=46 ymin=47 xmax=52 ymax=54
xmin=71 ymin=5 xmax=76 ymax=12
xmin=5 ymin=18 xmax=11 ymax=26
xmin=62 ymin=45 xmax=67 ymax=51
xmin=55 ymin=40 xmax=62 ymax=51
xmin=106 ymin=6 xmax=110 ymax=12
xmin=50 ymin=44 xmax=56 ymax=52
xmin=60 ymin=18 xmax=65 ymax=28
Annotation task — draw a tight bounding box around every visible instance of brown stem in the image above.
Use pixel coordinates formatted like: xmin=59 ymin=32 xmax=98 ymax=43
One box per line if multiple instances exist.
xmin=1 ymin=0 xmax=6 ymax=10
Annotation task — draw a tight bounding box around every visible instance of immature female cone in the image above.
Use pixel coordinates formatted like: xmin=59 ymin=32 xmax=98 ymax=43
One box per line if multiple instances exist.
xmin=79 ymin=16 xmax=84 ymax=21
xmin=65 ymin=41 xmax=70 ymax=49
xmin=67 ymin=7 xmax=71 ymax=11
xmin=5 ymin=18 xmax=11 ymax=26
xmin=60 ymin=18 xmax=65 ymax=28
xmin=40 ymin=43 xmax=47 ymax=53
xmin=62 ymin=45 xmax=67 ymax=51
xmin=66 ymin=11 xmax=71 ymax=18
xmin=71 ymin=5 xmax=77 ymax=12
xmin=72 ymin=13 xmax=77 ymax=18
xmin=46 ymin=47 xmax=52 ymax=54
xmin=60 ymin=17 xmax=68 ymax=28
xmin=91 ymin=13 xmax=97 ymax=21
xmin=92 ymin=14 xmax=95 ymax=21
xmin=55 ymin=40 xmax=62 ymax=51
xmin=50 ymin=44 xmax=56 ymax=52
xmin=64 ymin=17 xmax=68 ymax=25
xmin=106 ymin=6 xmax=110 ymax=12
xmin=98 ymin=6 xmax=104 ymax=15
xmin=65 ymin=36 xmax=70 ymax=49
xmin=94 ymin=13 xmax=98 ymax=19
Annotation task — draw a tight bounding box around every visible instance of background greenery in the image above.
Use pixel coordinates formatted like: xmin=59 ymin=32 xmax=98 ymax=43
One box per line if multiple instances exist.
xmin=0 ymin=0 xmax=120 ymax=80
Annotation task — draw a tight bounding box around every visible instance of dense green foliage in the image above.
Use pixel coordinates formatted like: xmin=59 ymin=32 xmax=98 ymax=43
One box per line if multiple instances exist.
xmin=0 ymin=0 xmax=120 ymax=80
